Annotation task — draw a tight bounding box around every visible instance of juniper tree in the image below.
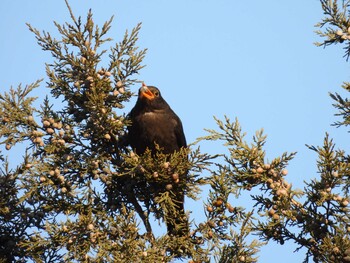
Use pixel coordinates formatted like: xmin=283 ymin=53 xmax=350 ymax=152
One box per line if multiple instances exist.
xmin=0 ymin=2 xmax=253 ymax=262
xmin=209 ymin=1 xmax=350 ymax=261
xmin=1 ymin=1 xmax=350 ymax=263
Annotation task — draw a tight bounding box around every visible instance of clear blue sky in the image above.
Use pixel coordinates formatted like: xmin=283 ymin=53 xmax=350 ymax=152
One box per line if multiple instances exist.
xmin=1 ymin=1 xmax=349 ymax=262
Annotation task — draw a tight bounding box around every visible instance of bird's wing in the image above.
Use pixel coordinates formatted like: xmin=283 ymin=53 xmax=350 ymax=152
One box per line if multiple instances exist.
xmin=173 ymin=115 xmax=187 ymax=148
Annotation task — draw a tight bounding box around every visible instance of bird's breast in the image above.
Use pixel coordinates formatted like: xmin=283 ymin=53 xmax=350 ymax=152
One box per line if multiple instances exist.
xmin=142 ymin=111 xmax=160 ymax=120
xmin=135 ymin=111 xmax=179 ymax=153
xmin=139 ymin=111 xmax=177 ymax=130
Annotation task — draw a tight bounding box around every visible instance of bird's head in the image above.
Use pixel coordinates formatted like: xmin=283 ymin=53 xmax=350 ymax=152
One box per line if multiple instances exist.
xmin=137 ymin=83 xmax=169 ymax=110
xmin=139 ymin=83 xmax=160 ymax=100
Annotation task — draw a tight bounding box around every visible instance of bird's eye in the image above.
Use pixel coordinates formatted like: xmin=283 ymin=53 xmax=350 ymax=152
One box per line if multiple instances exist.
xmin=154 ymin=91 xmax=159 ymax=97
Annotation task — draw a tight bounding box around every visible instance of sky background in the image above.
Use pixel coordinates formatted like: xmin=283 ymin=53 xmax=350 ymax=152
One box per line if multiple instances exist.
xmin=1 ymin=1 xmax=350 ymax=262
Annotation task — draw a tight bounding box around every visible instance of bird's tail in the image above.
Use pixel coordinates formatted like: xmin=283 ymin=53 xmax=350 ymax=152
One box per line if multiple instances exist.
xmin=165 ymin=193 xmax=189 ymax=237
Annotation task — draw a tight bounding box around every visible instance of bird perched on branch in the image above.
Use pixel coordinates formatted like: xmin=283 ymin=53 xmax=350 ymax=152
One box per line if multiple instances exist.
xmin=128 ymin=83 xmax=188 ymax=236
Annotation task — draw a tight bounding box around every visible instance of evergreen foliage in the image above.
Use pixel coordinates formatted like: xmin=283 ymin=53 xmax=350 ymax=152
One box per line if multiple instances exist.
xmin=1 ymin=1 xmax=350 ymax=262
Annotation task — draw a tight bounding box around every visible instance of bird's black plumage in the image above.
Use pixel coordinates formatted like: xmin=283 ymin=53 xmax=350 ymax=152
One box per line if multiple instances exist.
xmin=128 ymin=83 xmax=188 ymax=236
xmin=128 ymin=84 xmax=186 ymax=154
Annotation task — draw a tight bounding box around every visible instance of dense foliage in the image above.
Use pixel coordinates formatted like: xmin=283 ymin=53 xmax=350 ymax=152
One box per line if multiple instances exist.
xmin=1 ymin=1 xmax=350 ymax=262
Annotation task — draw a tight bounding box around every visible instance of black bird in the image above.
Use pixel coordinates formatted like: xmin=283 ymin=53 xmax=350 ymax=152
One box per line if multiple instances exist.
xmin=128 ymin=83 xmax=188 ymax=236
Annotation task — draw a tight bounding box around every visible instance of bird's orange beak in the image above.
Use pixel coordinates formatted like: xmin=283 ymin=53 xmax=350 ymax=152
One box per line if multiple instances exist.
xmin=140 ymin=83 xmax=155 ymax=100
